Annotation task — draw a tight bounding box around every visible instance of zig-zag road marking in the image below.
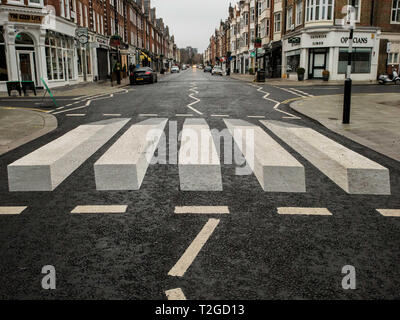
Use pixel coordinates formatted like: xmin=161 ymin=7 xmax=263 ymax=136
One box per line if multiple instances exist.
xmin=187 ymin=82 xmax=203 ymax=115
xmin=249 ymin=83 xmax=301 ymax=120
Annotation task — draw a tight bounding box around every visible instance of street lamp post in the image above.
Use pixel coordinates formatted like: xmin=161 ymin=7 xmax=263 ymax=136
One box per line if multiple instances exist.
xmin=343 ymin=0 xmax=356 ymax=124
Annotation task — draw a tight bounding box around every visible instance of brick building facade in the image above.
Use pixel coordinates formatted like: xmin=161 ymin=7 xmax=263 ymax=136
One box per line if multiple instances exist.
xmin=0 ymin=0 xmax=180 ymax=92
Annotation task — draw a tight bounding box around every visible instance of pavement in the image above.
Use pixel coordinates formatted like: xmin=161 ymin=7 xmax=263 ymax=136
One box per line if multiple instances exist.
xmin=0 ymin=107 xmax=57 ymax=156
xmin=0 ymin=68 xmax=399 ymax=300
xmin=229 ymin=73 xmax=379 ymax=86
xmin=290 ymin=93 xmax=400 ymax=162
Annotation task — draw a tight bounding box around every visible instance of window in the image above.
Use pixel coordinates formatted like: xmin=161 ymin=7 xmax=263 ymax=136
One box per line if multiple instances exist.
xmin=28 ymin=0 xmax=43 ymax=5
xmin=45 ymin=33 xmax=75 ymax=80
xmin=338 ymin=48 xmax=372 ymax=74
xmin=258 ymin=1 xmax=262 ymax=16
xmin=274 ymin=12 xmax=281 ymax=32
xmin=251 ymin=30 xmax=255 ymax=42
xmin=251 ymin=8 xmax=255 ymax=23
xmin=296 ymin=0 xmax=303 ymax=26
xmin=266 ymin=0 xmax=271 ymax=8
xmin=79 ymin=2 xmax=83 ymax=26
xmin=287 ymin=7 xmax=293 ymax=30
xmin=244 ymin=12 xmax=249 ymax=25
xmin=84 ymin=6 xmax=88 ymax=27
xmin=388 ymin=52 xmax=399 ymax=64
xmin=257 ymin=24 xmax=261 ymax=38
xmin=286 ymin=49 xmax=301 ymax=72
xmin=265 ymin=19 xmax=270 ymax=36
xmin=306 ymin=0 xmax=334 ymax=22
xmin=244 ymin=32 xmax=249 ymax=46
xmin=392 ymin=0 xmax=400 ymax=23
xmin=348 ymin=0 xmax=361 ymax=21
xmin=0 ymin=27 xmax=8 ymax=81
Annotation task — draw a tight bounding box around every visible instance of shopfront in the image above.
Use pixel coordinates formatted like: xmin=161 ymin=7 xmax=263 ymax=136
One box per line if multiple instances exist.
xmin=0 ymin=6 xmax=78 ymax=92
xmin=282 ymin=28 xmax=380 ymax=81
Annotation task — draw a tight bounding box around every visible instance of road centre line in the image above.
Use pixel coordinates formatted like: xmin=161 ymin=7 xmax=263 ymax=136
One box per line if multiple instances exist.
xmin=211 ymin=114 xmax=230 ymax=117
xmin=247 ymin=115 xmax=265 ymax=118
xmin=103 ymin=114 xmax=121 ymax=116
xmin=168 ymin=218 xmax=220 ymax=277
xmin=71 ymin=205 xmax=128 ymax=214
xmin=174 ymin=206 xmax=229 ymax=214
xmin=376 ymin=209 xmax=400 ymax=217
xmin=165 ymin=288 xmax=187 ymax=300
xmin=0 ymin=206 xmax=27 ymax=215
xmin=277 ymin=207 xmax=333 ymax=216
xmin=176 ymin=114 xmax=193 ymax=117
xmin=66 ymin=114 xmax=86 ymax=117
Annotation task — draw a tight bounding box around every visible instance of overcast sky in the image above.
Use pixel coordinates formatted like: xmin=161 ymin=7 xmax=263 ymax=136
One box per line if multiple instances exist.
xmin=152 ymin=0 xmax=234 ymax=53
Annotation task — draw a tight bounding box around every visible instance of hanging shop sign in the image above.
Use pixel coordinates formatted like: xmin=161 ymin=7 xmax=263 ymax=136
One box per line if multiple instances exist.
xmin=76 ymin=27 xmax=88 ymax=45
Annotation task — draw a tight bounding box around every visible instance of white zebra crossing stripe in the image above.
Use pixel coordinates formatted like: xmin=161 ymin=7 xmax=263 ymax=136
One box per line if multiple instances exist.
xmin=277 ymin=207 xmax=332 ymax=216
xmin=0 ymin=206 xmax=27 ymax=215
xmin=70 ymin=205 xmax=127 ymax=214
xmin=376 ymin=209 xmax=400 ymax=217
xmin=7 ymin=118 xmax=130 ymax=192
xmin=289 ymin=88 xmax=314 ymax=97
xmin=165 ymin=288 xmax=187 ymax=300
xmin=179 ymin=118 xmax=222 ymax=191
xmin=94 ymin=118 xmax=168 ymax=190
xmin=261 ymin=120 xmax=391 ymax=195
xmin=174 ymin=206 xmax=230 ymax=214
xmin=168 ymin=218 xmax=220 ymax=277
xmin=224 ymin=119 xmax=306 ymax=193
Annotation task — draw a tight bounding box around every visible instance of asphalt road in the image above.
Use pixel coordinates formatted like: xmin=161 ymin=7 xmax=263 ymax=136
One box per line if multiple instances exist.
xmin=0 ymin=68 xmax=399 ymax=300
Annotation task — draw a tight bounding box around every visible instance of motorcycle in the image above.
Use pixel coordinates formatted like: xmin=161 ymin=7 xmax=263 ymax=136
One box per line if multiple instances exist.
xmin=378 ymin=69 xmax=400 ymax=85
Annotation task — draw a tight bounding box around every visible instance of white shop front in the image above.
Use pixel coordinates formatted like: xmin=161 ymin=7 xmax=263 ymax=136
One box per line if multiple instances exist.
xmin=282 ymin=27 xmax=380 ymax=81
xmin=0 ymin=5 xmax=79 ymax=92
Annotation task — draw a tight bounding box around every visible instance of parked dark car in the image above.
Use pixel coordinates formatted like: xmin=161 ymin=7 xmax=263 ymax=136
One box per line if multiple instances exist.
xmin=130 ymin=67 xmax=157 ymax=85
xmin=204 ymin=66 xmax=212 ymax=73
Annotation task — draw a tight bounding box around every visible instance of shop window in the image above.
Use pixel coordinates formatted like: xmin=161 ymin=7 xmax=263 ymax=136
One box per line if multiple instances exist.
xmin=392 ymin=0 xmax=400 ymax=23
xmin=45 ymin=33 xmax=75 ymax=81
xmin=0 ymin=27 xmax=8 ymax=81
xmin=286 ymin=50 xmax=301 ymax=73
xmin=338 ymin=48 xmax=372 ymax=74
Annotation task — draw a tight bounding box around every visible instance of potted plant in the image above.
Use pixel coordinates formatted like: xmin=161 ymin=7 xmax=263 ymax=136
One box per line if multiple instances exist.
xmin=296 ymin=67 xmax=305 ymax=81
xmin=322 ymin=70 xmax=330 ymax=81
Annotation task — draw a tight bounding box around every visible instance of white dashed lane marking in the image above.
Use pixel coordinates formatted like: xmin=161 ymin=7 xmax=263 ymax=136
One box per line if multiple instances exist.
xmin=277 ymin=207 xmax=333 ymax=216
xmin=168 ymin=218 xmax=220 ymax=277
xmin=377 ymin=209 xmax=400 ymax=217
xmin=174 ymin=206 xmax=229 ymax=214
xmin=0 ymin=206 xmax=27 ymax=215
xmin=70 ymin=205 xmax=128 ymax=214
xmin=165 ymin=288 xmax=187 ymax=300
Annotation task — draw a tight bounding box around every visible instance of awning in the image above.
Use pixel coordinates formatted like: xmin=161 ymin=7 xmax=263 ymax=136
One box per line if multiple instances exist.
xmin=140 ymin=51 xmax=152 ymax=62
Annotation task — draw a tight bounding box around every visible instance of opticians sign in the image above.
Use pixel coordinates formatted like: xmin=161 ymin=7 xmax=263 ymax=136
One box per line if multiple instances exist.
xmin=300 ymin=31 xmax=375 ymax=48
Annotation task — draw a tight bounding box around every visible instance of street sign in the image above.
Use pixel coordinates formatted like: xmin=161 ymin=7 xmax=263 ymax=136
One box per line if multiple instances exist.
xmin=250 ymin=51 xmax=256 ymax=58
xmin=387 ymin=42 xmax=392 ymax=54
xmin=75 ymin=27 xmax=88 ymax=45
xmin=288 ymin=37 xmax=301 ymax=44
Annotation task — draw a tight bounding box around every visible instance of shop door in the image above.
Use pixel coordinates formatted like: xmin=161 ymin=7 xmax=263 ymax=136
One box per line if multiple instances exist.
xmin=309 ymin=48 xmax=327 ymax=79
xmin=17 ymin=51 xmax=36 ymax=84
xmin=97 ymin=49 xmax=108 ymax=80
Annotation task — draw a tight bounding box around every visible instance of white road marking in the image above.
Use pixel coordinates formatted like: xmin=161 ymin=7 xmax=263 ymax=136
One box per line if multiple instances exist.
xmin=377 ymin=209 xmax=400 ymax=217
xmin=252 ymin=84 xmax=301 ymax=119
xmin=225 ymin=119 xmax=306 ymax=192
xmin=8 ymin=118 xmax=130 ymax=191
xmin=52 ymin=100 xmax=92 ymax=115
xmin=176 ymin=114 xmax=193 ymax=117
xmin=211 ymin=114 xmax=230 ymax=117
xmin=247 ymin=115 xmax=265 ymax=118
xmin=179 ymin=118 xmax=222 ymax=191
xmin=277 ymin=207 xmax=332 ymax=216
xmin=187 ymin=83 xmax=203 ymax=115
xmin=94 ymin=118 xmax=168 ymax=190
xmin=103 ymin=114 xmax=121 ymax=116
xmin=168 ymin=218 xmax=220 ymax=277
xmin=0 ymin=206 xmax=27 ymax=215
xmin=139 ymin=114 xmax=158 ymax=117
xmin=66 ymin=114 xmax=86 ymax=117
xmin=274 ymin=86 xmax=304 ymax=96
xmin=289 ymin=88 xmax=315 ymax=97
xmin=261 ymin=120 xmax=391 ymax=195
xmin=71 ymin=205 xmax=128 ymax=214
xmin=174 ymin=206 xmax=229 ymax=214
xmin=165 ymin=288 xmax=187 ymax=300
